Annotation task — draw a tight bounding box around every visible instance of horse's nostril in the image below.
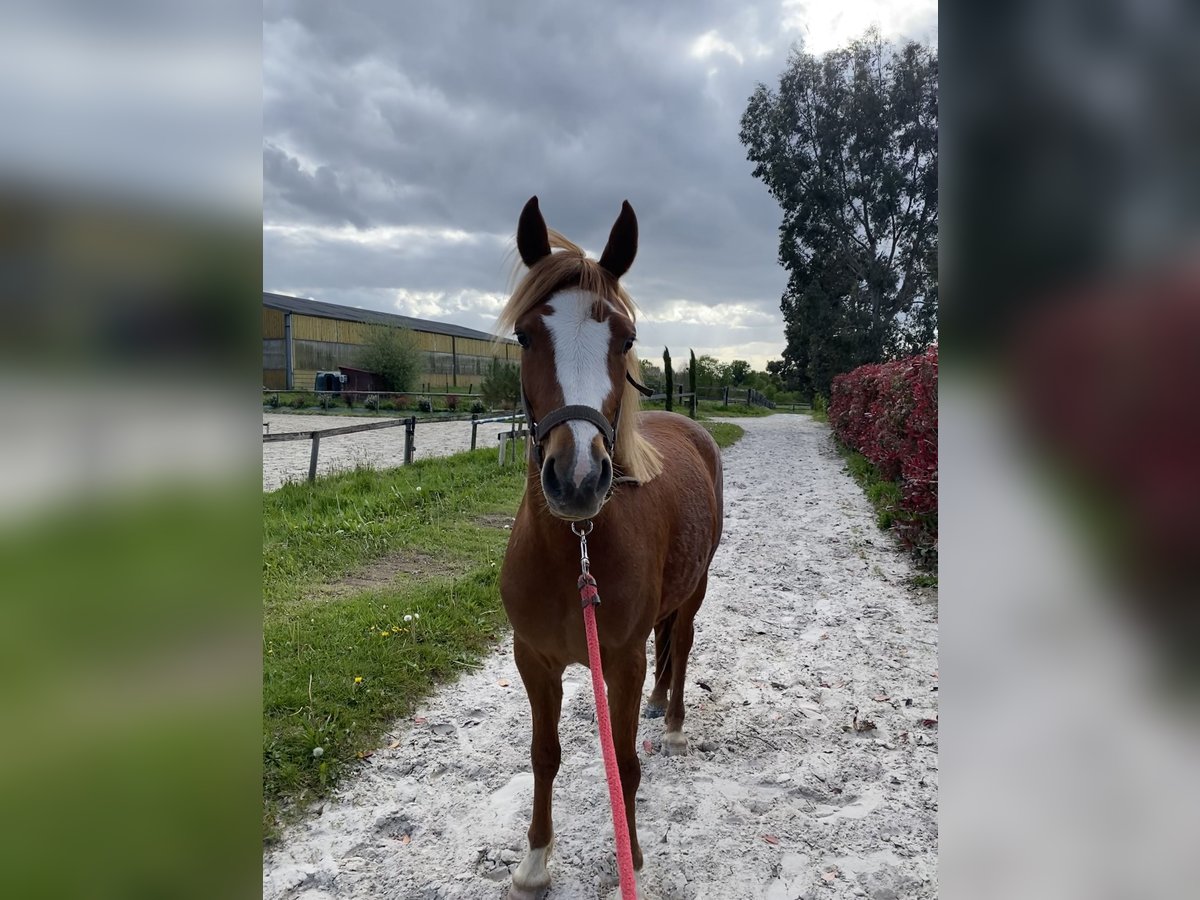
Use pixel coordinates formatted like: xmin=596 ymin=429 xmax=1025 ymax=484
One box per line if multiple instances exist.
xmin=542 ymin=455 xmax=562 ymax=497
xmin=600 ymin=456 xmax=612 ymax=486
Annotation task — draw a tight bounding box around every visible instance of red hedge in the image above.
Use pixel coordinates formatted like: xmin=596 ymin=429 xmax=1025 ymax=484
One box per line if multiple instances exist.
xmin=829 ymin=346 xmax=938 ymax=538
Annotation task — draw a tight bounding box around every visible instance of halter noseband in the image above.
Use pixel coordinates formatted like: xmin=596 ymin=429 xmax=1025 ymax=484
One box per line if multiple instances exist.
xmin=525 ymin=371 xmax=654 ymax=465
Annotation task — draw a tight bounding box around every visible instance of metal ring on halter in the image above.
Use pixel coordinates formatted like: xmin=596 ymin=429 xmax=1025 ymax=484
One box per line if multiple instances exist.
xmin=571 ymin=520 xmax=594 ymax=537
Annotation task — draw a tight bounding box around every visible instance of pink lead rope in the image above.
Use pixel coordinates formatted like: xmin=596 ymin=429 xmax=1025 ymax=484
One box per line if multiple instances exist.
xmin=573 ymin=521 xmax=638 ymax=900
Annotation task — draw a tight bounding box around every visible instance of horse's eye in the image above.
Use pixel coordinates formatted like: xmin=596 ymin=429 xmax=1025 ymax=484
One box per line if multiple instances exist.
xmin=622 ymin=337 xmax=635 ymax=354
xmin=515 ymin=332 xmax=530 ymax=349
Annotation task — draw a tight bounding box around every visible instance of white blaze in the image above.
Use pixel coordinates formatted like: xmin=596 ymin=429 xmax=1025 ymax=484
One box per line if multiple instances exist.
xmin=543 ymin=289 xmax=613 ymax=486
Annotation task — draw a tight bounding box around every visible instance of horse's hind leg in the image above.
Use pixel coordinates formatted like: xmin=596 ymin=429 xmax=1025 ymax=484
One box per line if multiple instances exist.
xmin=604 ymin=645 xmax=648 ymax=872
xmin=663 ymin=577 xmax=706 ymax=756
xmin=510 ymin=638 xmax=564 ymax=899
xmin=644 ymin=612 xmax=674 ymax=719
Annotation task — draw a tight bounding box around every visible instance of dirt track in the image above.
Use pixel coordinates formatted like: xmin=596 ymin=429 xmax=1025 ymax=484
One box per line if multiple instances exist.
xmin=263 ymin=414 xmax=939 ymax=899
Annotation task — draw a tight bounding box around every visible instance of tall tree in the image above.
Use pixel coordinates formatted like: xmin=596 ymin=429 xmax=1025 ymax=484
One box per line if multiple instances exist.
xmin=727 ymin=360 xmax=751 ymax=385
xmin=740 ymin=30 xmax=937 ymax=396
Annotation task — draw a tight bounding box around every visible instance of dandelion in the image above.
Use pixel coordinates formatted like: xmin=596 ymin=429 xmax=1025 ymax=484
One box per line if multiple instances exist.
xmin=404 ymin=614 xmax=413 ymax=623
xmin=379 ymin=630 xmax=390 ymax=637
xmin=414 ymin=613 xmax=420 ymax=620
xmin=392 ymin=626 xmax=400 ymax=633
xmin=354 ymin=676 xmax=363 ymax=684
xmin=312 ymin=747 xmax=324 ymax=758
xmin=416 ymin=486 xmax=422 ymax=492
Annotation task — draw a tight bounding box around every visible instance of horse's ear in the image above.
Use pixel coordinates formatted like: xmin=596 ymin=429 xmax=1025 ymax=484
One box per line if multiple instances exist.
xmin=599 ymin=200 xmax=638 ymax=279
xmin=517 ymin=196 xmax=551 ymax=267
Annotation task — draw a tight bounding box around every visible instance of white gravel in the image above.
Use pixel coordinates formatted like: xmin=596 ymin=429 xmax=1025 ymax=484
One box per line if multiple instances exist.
xmin=263 ymin=414 xmax=522 ymax=492
xmin=263 ymin=414 xmax=938 ymax=899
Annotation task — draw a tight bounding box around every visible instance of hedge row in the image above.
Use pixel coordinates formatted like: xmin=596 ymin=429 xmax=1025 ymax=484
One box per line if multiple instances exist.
xmin=829 ymin=346 xmax=938 ymax=558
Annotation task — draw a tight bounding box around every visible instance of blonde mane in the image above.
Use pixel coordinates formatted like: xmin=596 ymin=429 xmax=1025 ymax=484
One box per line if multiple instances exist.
xmin=496 ymin=230 xmax=663 ymax=484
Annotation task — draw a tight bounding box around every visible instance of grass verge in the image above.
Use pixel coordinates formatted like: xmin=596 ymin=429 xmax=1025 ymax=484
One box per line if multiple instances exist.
xmin=840 ymin=447 xmax=937 ymax=575
xmin=640 ymin=398 xmax=776 ymax=419
xmin=701 ymin=421 xmax=745 ymax=449
xmin=263 ymin=449 xmax=526 ymax=840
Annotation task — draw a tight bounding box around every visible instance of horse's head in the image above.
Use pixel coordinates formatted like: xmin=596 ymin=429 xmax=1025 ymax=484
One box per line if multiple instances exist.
xmin=504 ymin=196 xmax=653 ymax=521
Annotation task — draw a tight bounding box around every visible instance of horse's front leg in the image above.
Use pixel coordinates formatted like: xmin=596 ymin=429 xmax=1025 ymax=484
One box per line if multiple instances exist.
xmin=509 ymin=637 xmax=564 ymax=900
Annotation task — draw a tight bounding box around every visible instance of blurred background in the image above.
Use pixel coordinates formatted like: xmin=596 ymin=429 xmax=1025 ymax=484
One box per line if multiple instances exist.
xmin=0 ymin=2 xmax=261 ymax=898
xmin=942 ymin=1 xmax=1199 ymax=898
xmin=1 ymin=1 xmax=1197 ymax=898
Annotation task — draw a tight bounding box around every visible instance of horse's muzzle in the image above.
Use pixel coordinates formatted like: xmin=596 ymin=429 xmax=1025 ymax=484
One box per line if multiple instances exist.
xmin=540 ymin=448 xmax=613 ymax=520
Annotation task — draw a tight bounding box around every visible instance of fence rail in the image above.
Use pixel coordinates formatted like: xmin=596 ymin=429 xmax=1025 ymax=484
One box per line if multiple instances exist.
xmin=262 ymin=416 xmax=416 ymax=482
xmin=470 ymin=412 xmax=527 ymax=451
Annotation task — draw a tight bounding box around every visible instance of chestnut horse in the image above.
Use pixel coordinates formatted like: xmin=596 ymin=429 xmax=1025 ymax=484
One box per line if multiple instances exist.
xmin=498 ymin=197 xmax=723 ymax=898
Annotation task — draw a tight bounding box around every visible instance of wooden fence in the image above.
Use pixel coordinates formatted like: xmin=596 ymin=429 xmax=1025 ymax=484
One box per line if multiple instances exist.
xmin=262 ymin=417 xmax=416 ymax=483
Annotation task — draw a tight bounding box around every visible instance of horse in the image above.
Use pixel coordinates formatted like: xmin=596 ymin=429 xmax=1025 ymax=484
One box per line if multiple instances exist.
xmin=497 ymin=196 xmax=724 ymax=898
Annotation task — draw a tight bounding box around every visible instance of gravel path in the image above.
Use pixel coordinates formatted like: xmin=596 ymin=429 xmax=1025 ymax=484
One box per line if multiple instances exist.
xmin=263 ymin=414 xmax=939 ymax=899
xmin=263 ymin=414 xmax=520 ymax=492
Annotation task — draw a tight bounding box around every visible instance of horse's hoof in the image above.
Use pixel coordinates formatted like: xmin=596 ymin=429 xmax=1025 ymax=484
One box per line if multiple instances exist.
xmin=643 ymin=701 xmax=665 ymax=719
xmin=662 ymin=730 xmax=689 ymax=756
xmin=509 ymin=840 xmax=552 ymax=898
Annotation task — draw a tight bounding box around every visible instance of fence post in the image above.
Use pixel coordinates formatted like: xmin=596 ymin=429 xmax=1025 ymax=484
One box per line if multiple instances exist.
xmin=404 ymin=417 xmax=416 ymax=464
xmin=308 ymin=433 xmax=320 ymax=483
xmin=723 ymin=385 xmax=729 ymax=406
xmin=470 ymin=413 xmax=478 ymax=451
xmin=689 ymin=392 xmax=697 ymax=419
xmin=498 ymin=433 xmax=508 ymax=466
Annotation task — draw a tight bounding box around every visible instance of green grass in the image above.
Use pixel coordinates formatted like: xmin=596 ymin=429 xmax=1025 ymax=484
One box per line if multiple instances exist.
xmin=640 ymin=398 xmax=776 ymax=419
xmin=262 ymin=450 xmax=527 ymax=839
xmin=1 ymin=487 xmax=262 ymax=899
xmin=840 ymin=447 xmax=937 ymax=573
xmin=701 ymin=421 xmax=745 ymax=448
xmin=695 ymin=400 xmax=775 ymax=418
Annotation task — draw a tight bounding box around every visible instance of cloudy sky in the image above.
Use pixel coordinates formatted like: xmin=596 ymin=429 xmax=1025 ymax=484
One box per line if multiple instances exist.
xmin=263 ymin=0 xmax=936 ymax=369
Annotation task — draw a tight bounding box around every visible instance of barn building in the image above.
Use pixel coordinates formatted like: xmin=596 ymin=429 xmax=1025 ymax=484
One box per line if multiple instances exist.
xmin=262 ymin=292 xmax=518 ymax=391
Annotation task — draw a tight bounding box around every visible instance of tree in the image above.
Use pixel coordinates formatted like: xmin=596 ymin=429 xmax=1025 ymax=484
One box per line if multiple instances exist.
xmin=357 ymin=325 xmax=421 ymax=392
xmin=766 ymin=359 xmax=795 ymax=391
xmin=727 ymin=360 xmax=751 ymax=385
xmin=481 ymin=358 xmax=521 ymax=410
xmin=740 ymin=29 xmax=937 ymax=396
xmin=663 ymin=347 xmax=674 ymax=412
xmin=689 ymin=350 xmax=699 ymax=417
xmin=638 ymin=358 xmax=664 ymax=389
xmin=692 ymin=354 xmax=725 ymax=387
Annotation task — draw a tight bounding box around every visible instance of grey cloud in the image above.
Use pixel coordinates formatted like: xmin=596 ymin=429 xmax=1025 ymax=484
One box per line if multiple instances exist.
xmin=264 ymin=143 xmax=371 ymax=229
xmin=264 ymin=1 xmax=935 ymax=364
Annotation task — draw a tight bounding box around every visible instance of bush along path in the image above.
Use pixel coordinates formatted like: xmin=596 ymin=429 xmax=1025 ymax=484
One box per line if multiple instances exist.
xmin=263 ymin=415 xmax=938 ymax=899
xmin=829 ymin=346 xmax=938 ymax=568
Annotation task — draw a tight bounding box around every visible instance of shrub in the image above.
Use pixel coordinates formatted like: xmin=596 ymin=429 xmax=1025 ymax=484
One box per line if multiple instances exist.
xmin=356 ymin=326 xmax=420 ymax=392
xmin=417 ymin=397 xmax=433 ymax=413
xmin=266 ymin=393 xmax=280 ymax=408
xmin=446 ymin=394 xmax=459 ymax=412
xmin=481 ymin=358 xmax=521 ymax=410
xmin=365 ymin=394 xmax=379 ymax=411
xmin=343 ymin=393 xmax=356 ymax=409
xmin=470 ymin=398 xmax=487 ymax=414
xmin=829 ymin=346 xmax=937 ymax=558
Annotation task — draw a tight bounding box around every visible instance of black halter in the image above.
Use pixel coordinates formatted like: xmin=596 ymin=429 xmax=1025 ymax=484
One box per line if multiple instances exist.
xmin=525 ymin=371 xmax=654 ymax=465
